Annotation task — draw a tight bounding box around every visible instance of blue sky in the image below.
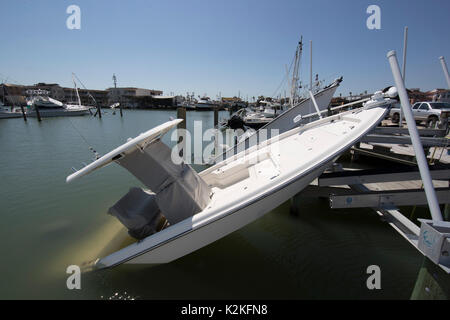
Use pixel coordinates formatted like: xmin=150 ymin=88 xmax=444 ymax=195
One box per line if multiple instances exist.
xmin=0 ymin=0 xmax=449 ymax=99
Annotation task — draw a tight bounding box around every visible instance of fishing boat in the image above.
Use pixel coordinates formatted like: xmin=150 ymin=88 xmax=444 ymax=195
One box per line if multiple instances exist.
xmin=217 ymin=77 xmax=342 ymax=160
xmin=66 ymin=97 xmax=389 ymax=268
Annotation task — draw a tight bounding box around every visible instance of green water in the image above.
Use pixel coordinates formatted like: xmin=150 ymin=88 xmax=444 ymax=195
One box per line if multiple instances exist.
xmin=0 ymin=110 xmax=424 ymax=299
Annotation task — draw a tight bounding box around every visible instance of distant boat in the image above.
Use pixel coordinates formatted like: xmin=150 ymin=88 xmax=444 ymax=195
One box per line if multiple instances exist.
xmin=260 ymin=100 xmax=283 ymax=118
xmin=196 ymin=96 xmax=217 ymax=110
xmin=26 ymin=96 xmax=91 ymax=117
xmin=178 ymin=101 xmax=196 ymax=110
xmin=243 ymin=110 xmax=272 ymax=129
xmin=26 ymin=74 xmax=93 ymax=117
xmin=0 ymin=102 xmax=22 ymax=119
xmin=66 ymin=101 xmax=389 ymax=268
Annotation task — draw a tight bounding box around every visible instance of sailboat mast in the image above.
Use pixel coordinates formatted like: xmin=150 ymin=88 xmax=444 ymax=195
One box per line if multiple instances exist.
xmin=290 ymin=49 xmax=298 ymax=107
xmin=289 ymin=36 xmax=302 ymax=108
xmin=72 ymin=73 xmax=82 ymax=107
xmin=294 ymin=36 xmax=302 ymax=104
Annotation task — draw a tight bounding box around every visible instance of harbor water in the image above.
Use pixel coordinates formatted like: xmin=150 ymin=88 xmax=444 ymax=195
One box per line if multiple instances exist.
xmin=0 ymin=110 xmax=424 ymax=299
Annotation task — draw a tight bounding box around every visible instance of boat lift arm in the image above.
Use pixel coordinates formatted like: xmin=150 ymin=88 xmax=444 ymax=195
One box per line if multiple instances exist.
xmin=439 ymin=56 xmax=450 ymax=89
xmin=387 ymin=50 xmax=443 ymax=222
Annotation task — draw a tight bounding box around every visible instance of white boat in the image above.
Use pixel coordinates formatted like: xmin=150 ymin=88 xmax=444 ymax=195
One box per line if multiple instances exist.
xmin=66 ymin=98 xmax=389 ymax=268
xmin=27 ymin=96 xmax=91 ymax=117
xmin=260 ymin=101 xmax=283 ymax=118
xmin=27 ymin=73 xmax=94 ymax=117
xmin=243 ymin=111 xmax=272 ymax=128
xmin=196 ymin=96 xmax=216 ymax=110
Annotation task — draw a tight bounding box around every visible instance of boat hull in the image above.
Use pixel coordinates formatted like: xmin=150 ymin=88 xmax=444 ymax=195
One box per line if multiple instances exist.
xmin=195 ymin=103 xmax=217 ymax=110
xmin=218 ymin=82 xmax=340 ymax=161
xmin=244 ymin=120 xmax=271 ymax=129
xmin=98 ymin=160 xmax=332 ymax=267
xmin=0 ymin=112 xmax=23 ymax=119
xmin=263 ymin=83 xmax=339 ymax=133
xmin=27 ymin=109 xmax=90 ymax=117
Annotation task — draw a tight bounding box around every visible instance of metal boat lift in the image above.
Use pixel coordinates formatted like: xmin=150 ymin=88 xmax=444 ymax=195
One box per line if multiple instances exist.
xmin=311 ymin=51 xmax=450 ymax=275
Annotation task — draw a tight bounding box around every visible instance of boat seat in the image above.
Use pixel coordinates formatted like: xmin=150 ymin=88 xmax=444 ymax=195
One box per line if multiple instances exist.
xmin=204 ymin=151 xmax=272 ymax=188
xmin=108 ymin=187 xmax=167 ymax=240
xmin=116 ymin=140 xmax=211 ymax=225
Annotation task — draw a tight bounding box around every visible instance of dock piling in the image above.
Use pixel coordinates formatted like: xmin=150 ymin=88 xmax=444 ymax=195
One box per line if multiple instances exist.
xmin=20 ymin=105 xmax=27 ymax=122
xmin=214 ymin=106 xmax=219 ymax=156
xmin=34 ymin=103 xmax=42 ymax=122
xmin=214 ymin=107 xmax=218 ymax=127
xmin=176 ymin=106 xmax=186 ymax=158
xmin=97 ymin=104 xmax=102 ymax=119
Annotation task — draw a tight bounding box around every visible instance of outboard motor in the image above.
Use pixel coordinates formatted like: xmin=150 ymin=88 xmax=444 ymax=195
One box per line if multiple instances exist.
xmin=228 ymin=114 xmax=245 ymax=130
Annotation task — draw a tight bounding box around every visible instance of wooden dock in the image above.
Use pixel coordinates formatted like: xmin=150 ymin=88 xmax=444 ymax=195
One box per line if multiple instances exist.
xmin=351 ymin=120 xmax=450 ymax=165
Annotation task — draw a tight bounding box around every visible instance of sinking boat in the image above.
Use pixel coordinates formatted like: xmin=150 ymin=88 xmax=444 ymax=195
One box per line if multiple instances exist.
xmin=66 ymin=102 xmax=389 ymax=269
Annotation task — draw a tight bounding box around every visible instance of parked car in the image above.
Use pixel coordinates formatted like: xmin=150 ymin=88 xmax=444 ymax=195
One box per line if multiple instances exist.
xmin=389 ymin=101 xmax=450 ymax=127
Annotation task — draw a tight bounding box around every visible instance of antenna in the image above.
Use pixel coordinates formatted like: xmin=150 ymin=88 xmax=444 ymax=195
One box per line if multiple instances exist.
xmin=113 ymin=74 xmax=117 ymax=88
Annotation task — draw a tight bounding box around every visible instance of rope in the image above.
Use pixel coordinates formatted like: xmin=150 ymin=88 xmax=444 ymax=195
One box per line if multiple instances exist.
xmin=72 ymin=73 xmax=98 ymax=106
xmin=270 ymin=53 xmax=296 ymax=98
xmin=67 ymin=117 xmax=100 ymax=159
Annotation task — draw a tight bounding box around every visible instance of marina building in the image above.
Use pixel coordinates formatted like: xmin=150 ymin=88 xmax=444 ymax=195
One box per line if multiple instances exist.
xmin=0 ymin=83 xmax=164 ymax=108
xmin=106 ymin=87 xmax=163 ymax=108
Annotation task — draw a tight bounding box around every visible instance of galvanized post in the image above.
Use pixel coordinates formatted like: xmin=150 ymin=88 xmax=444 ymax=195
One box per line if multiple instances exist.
xmin=387 ymin=50 xmax=443 ymax=222
xmin=309 ymin=40 xmax=313 ymax=115
xmin=439 ymin=56 xmax=450 ymax=89
xmin=400 ymin=26 xmax=408 ymax=127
